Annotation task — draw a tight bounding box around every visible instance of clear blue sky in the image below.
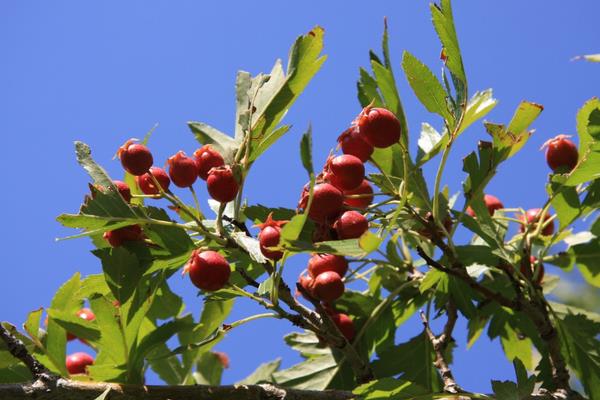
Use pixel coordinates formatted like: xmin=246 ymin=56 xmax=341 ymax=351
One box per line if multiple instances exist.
xmin=1 ymin=0 xmax=599 ymax=392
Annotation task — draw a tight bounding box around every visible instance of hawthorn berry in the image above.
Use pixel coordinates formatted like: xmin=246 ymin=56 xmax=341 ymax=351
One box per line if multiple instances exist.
xmin=206 ymin=166 xmax=239 ymax=203
xmin=331 ymin=312 xmax=355 ymax=341
xmin=334 ymin=210 xmax=369 ymax=239
xmin=466 ymin=194 xmax=504 ymax=217
xmin=520 ymin=208 xmax=554 ymax=236
xmin=213 ymin=351 xmax=230 ymax=369
xmin=308 ymin=254 xmax=348 ymax=278
xmin=312 ymin=223 xmax=335 ymax=243
xmin=343 ymin=179 xmax=374 ymax=209
xmin=298 ymin=183 xmax=344 ymax=223
xmin=103 ymin=224 xmax=144 ymax=247
xmin=136 ymin=167 xmax=171 ymax=195
xmin=312 ymin=271 xmax=345 ymax=302
xmin=187 ymin=250 xmax=231 ymax=291
xmin=324 ymin=155 xmax=365 ymax=191
xmin=117 ymin=139 xmax=153 ymax=176
xmin=297 ymin=273 xmax=315 ymax=299
xmin=194 ymin=145 xmax=225 ymax=180
xmin=520 ymin=256 xmax=545 ymax=284
xmin=356 ymin=107 xmax=401 ymax=148
xmin=542 ymin=134 xmax=578 ymax=172
xmin=69 ymin=308 xmax=96 ymax=343
xmin=256 ymin=213 xmax=288 ymax=261
xmin=337 ymin=126 xmax=373 ymax=162
xmin=66 ymin=352 xmax=94 ymax=375
xmin=167 ymin=151 xmax=198 ymax=188
xmin=111 ymin=180 xmax=132 ymax=202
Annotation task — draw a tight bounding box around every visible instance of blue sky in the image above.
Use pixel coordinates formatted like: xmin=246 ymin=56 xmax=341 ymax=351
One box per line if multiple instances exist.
xmin=1 ymin=0 xmax=599 ymax=392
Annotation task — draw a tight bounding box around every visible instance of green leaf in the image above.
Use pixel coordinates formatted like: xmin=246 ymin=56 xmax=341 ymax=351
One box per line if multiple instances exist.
xmin=235 ymin=358 xmax=281 ymax=385
xmin=272 ymin=352 xmax=339 ymax=390
xmin=89 ymin=294 xmax=128 ymax=367
xmin=570 ymin=237 xmax=600 ymax=287
xmin=93 ymin=247 xmax=144 ymax=305
xmin=0 ymin=365 xmax=32 ymax=384
xmin=513 ymin=358 xmax=536 ymax=398
xmin=353 ymin=378 xmax=430 ymax=400
xmin=143 ymin=207 xmax=194 ymax=256
xmin=416 ymin=123 xmax=445 ymax=164
xmin=491 ymin=380 xmax=519 ymax=400
xmin=359 ymin=231 xmax=383 ymax=253
xmin=148 ymin=343 xmax=184 ymax=384
xmin=23 ymin=308 xmax=43 ymax=342
xmin=229 ymin=232 xmax=266 ymax=264
xmin=148 ymin=281 xmax=184 ymax=320
xmin=430 ymin=0 xmax=465 ymax=85
xmin=372 ymin=333 xmax=441 ymax=392
xmin=357 ymin=67 xmax=384 ymax=110
xmin=284 ymin=331 xmax=331 ymax=357
xmin=75 ymin=141 xmax=117 ymax=188
xmin=47 ymin=308 xmax=101 ymax=344
xmin=244 ymin=205 xmax=296 ymax=223
xmin=93 ymin=387 xmax=111 ymax=400
xmin=193 ymin=351 xmax=225 ymax=385
xmin=300 ymin=125 xmax=313 ymax=175
xmin=285 ymin=238 xmax=367 ymax=257
xmin=187 ymin=121 xmax=240 ymax=163
xmin=458 ymin=89 xmax=498 ymax=134
xmin=402 ymin=51 xmax=453 ymax=123
xmin=548 ymin=179 xmax=581 ymax=229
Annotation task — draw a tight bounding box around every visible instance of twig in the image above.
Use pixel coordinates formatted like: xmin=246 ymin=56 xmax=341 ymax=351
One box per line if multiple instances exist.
xmin=0 ymin=323 xmax=56 ymax=384
xmin=419 ymin=308 xmax=461 ymax=394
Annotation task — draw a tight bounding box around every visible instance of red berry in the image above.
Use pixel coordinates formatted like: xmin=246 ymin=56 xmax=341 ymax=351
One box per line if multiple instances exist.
xmin=325 ymin=155 xmax=365 ymax=191
xmin=188 ymin=250 xmax=231 ymax=291
xmin=312 ymin=271 xmax=345 ymax=302
xmin=136 ymin=167 xmax=171 ymax=195
xmin=331 ymin=313 xmax=355 ymax=341
xmin=167 ymin=151 xmax=198 ymax=188
xmin=194 ymin=145 xmax=225 ymax=180
xmin=66 ymin=352 xmax=94 ymax=375
xmin=213 ymin=351 xmax=230 ymax=369
xmin=356 ymin=107 xmax=401 ymax=148
xmin=111 ymin=180 xmax=132 ymax=202
xmin=542 ymin=135 xmax=578 ymax=172
xmin=466 ymin=194 xmax=504 ymax=217
xmin=103 ymin=225 xmax=144 ymax=247
xmin=206 ymin=166 xmax=239 ymax=203
xmin=520 ymin=256 xmax=545 ymax=284
xmin=520 ymin=208 xmax=554 ymax=236
xmin=117 ymin=139 xmax=153 ymax=176
xmin=259 ymin=227 xmax=283 ymax=260
xmin=343 ymin=179 xmax=374 ymax=209
xmin=337 ymin=126 xmax=373 ymax=162
xmin=297 ymin=273 xmax=315 ymax=299
xmin=334 ymin=210 xmax=369 ymax=239
xmin=308 ymin=254 xmax=348 ymax=278
xmin=298 ymin=183 xmax=344 ymax=223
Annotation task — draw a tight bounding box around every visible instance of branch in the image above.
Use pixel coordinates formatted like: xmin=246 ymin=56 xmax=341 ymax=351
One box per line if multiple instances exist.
xmin=0 ymin=380 xmax=354 ymax=400
xmin=0 ymin=323 xmax=56 ymax=384
xmin=419 ymin=307 xmax=461 ymax=394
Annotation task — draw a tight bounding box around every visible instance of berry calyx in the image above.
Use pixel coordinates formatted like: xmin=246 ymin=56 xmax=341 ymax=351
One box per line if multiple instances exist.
xmin=356 ymin=107 xmax=401 ymax=148
xmin=298 ymin=183 xmax=344 ymax=223
xmin=206 ymin=166 xmax=239 ymax=203
xmin=337 ymin=126 xmax=373 ymax=162
xmin=312 ymin=271 xmax=345 ymax=302
xmin=187 ymin=250 xmax=231 ymax=291
xmin=256 ymin=213 xmax=288 ymax=261
xmin=520 ymin=208 xmax=555 ymax=236
xmin=343 ymin=179 xmax=374 ymax=209
xmin=136 ymin=167 xmax=171 ymax=195
xmin=167 ymin=151 xmax=198 ymax=188
xmin=333 ymin=210 xmax=369 ymax=239
xmin=194 ymin=145 xmax=225 ymax=180
xmin=308 ymin=254 xmax=348 ymax=278
xmin=66 ymin=352 xmax=94 ymax=375
xmin=331 ymin=312 xmax=355 ymax=341
xmin=103 ymin=225 xmax=144 ymax=247
xmin=542 ymin=134 xmax=578 ymax=172
xmin=117 ymin=139 xmax=153 ymax=176
xmin=324 ymin=155 xmax=365 ymax=191
xmin=520 ymin=256 xmax=545 ymax=284
xmin=466 ymin=194 xmax=504 ymax=217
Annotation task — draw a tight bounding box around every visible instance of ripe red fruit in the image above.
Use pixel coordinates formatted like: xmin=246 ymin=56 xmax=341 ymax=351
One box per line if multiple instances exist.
xmin=331 ymin=312 xmax=355 ymax=341
xmin=297 ymin=273 xmax=315 ymax=299
xmin=312 ymin=223 xmax=335 ymax=243
xmin=111 ymin=180 xmax=132 ymax=202
xmin=298 ymin=183 xmax=344 ymax=223
xmin=308 ymin=254 xmax=348 ymax=278
xmin=312 ymin=271 xmax=345 ymax=302
xmin=343 ymin=179 xmax=374 ymax=209
xmin=206 ymin=166 xmax=239 ymax=203
xmin=103 ymin=225 xmax=144 ymax=247
xmin=334 ymin=210 xmax=369 ymax=239
xmin=136 ymin=167 xmax=171 ymax=195
xmin=66 ymin=352 xmax=94 ymax=375
xmin=213 ymin=351 xmax=230 ymax=369
xmin=542 ymin=134 xmax=578 ymax=172
xmin=117 ymin=139 xmax=153 ymax=176
xmin=337 ymin=126 xmax=373 ymax=162
xmin=356 ymin=107 xmax=401 ymax=148
xmin=194 ymin=145 xmax=225 ymax=180
xmin=167 ymin=151 xmax=198 ymax=188
xmin=256 ymin=213 xmax=288 ymax=261
xmin=520 ymin=208 xmax=555 ymax=236
xmin=324 ymin=155 xmax=365 ymax=191
xmin=519 ymin=256 xmax=545 ymax=284
xmin=187 ymin=250 xmax=231 ymax=291
xmin=466 ymin=194 xmax=504 ymax=217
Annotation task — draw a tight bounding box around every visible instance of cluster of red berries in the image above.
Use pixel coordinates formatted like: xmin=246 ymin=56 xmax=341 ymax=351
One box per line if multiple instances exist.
xmin=101 ymin=140 xmax=239 ymax=247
